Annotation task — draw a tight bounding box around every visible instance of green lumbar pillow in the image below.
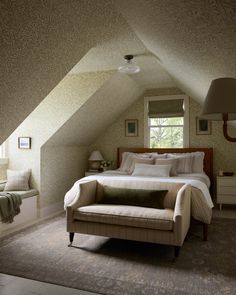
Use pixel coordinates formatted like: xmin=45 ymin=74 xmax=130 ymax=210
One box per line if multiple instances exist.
xmin=99 ymin=186 xmax=168 ymax=209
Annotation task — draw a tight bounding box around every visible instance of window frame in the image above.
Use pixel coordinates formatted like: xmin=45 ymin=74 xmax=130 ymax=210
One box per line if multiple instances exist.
xmin=144 ymin=95 xmax=189 ymax=148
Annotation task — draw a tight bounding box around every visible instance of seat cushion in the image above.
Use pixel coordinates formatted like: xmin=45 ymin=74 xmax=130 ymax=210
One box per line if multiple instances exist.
xmin=74 ymin=204 xmax=174 ymax=231
xmin=6 ymin=189 xmax=38 ymax=199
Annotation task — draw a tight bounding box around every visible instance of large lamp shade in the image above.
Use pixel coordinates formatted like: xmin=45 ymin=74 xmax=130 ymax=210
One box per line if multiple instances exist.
xmin=202 ymin=77 xmax=236 ymax=142
xmin=202 ymin=78 xmax=236 ymax=120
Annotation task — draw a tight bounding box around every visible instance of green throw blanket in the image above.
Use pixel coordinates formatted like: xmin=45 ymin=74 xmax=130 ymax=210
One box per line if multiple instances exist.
xmin=0 ymin=192 xmax=22 ymax=223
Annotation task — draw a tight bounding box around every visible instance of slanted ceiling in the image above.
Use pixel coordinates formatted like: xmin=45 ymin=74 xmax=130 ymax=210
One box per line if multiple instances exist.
xmin=0 ymin=0 xmax=137 ymax=143
xmin=45 ymin=73 xmax=143 ymax=146
xmin=116 ymin=0 xmax=236 ymax=102
xmin=1 ymin=1 xmax=236 ymax=145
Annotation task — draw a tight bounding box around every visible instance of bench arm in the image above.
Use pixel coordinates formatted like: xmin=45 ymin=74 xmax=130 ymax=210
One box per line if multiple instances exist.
xmin=173 ymin=184 xmax=191 ymax=245
xmin=65 ymin=180 xmax=97 ymax=211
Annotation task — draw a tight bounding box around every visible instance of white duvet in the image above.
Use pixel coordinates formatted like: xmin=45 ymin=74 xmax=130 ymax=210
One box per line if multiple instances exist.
xmin=64 ymin=171 xmax=214 ymax=224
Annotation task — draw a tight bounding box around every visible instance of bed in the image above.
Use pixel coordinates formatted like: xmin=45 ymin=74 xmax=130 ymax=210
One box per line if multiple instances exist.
xmin=65 ymin=147 xmax=214 ymax=244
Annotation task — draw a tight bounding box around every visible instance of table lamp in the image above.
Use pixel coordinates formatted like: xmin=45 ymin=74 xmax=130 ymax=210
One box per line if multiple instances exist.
xmin=88 ymin=150 xmax=104 ymax=171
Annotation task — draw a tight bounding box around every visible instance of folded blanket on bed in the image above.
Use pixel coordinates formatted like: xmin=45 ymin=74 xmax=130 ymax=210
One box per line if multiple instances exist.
xmin=0 ymin=192 xmax=22 ymax=223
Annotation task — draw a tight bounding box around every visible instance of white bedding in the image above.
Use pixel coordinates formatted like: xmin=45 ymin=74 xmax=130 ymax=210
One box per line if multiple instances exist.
xmin=64 ymin=170 xmax=213 ymax=224
xmin=102 ymin=170 xmax=211 ymax=188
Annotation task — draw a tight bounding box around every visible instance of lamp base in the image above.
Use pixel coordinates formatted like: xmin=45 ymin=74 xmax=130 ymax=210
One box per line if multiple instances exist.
xmin=89 ymin=161 xmax=101 ymax=171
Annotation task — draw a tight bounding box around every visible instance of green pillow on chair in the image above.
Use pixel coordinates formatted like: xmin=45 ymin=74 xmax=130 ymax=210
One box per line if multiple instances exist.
xmin=99 ymin=186 xmax=168 ymax=209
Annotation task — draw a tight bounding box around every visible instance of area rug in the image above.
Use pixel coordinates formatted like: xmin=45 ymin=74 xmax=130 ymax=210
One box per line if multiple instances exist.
xmin=0 ymin=214 xmax=235 ymax=295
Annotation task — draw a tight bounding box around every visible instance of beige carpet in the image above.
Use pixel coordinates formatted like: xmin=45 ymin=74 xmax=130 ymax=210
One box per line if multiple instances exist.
xmin=0 ymin=214 xmax=235 ymax=295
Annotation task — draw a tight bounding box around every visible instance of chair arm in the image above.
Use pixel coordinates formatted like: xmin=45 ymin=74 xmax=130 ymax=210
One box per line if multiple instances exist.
xmin=65 ymin=180 xmax=97 ymax=211
xmin=173 ymin=184 xmax=191 ymax=245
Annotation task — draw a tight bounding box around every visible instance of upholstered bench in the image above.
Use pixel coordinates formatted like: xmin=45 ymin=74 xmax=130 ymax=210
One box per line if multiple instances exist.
xmin=66 ymin=179 xmax=191 ymax=257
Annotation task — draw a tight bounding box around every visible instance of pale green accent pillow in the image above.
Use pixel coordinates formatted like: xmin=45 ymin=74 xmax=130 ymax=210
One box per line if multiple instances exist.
xmin=99 ymin=186 xmax=168 ymax=209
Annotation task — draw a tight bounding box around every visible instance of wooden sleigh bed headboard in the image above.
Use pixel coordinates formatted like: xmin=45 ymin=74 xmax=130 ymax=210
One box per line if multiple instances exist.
xmin=117 ymin=147 xmax=213 ymax=186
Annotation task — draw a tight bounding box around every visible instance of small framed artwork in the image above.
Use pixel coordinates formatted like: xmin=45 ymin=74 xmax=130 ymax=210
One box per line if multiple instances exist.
xmin=18 ymin=137 xmax=31 ymax=149
xmin=125 ymin=119 xmax=138 ymax=137
xmin=196 ymin=117 xmax=211 ymax=135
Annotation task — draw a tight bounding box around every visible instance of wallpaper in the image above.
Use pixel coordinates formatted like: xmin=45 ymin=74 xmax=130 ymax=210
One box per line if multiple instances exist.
xmin=0 ymin=0 xmax=130 ymax=143
xmin=90 ymin=88 xmax=236 ymax=177
xmin=117 ymin=0 xmax=236 ymax=103
xmin=40 ymin=145 xmax=88 ymax=209
xmin=7 ymin=71 xmax=113 ymax=211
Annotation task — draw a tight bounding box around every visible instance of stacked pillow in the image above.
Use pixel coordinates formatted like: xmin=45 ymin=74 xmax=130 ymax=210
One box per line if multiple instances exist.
xmin=166 ymin=152 xmax=204 ymax=173
xmin=119 ymin=151 xmax=205 ymax=177
xmin=132 ymin=163 xmax=172 ymax=177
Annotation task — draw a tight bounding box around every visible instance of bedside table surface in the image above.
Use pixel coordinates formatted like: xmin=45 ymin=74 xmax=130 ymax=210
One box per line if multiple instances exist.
xmin=216 ymin=175 xmax=236 ymax=209
xmin=85 ymin=171 xmax=101 ymax=176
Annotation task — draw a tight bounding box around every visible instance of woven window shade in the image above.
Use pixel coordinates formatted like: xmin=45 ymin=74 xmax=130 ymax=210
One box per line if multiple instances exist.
xmin=148 ymin=99 xmax=184 ymax=118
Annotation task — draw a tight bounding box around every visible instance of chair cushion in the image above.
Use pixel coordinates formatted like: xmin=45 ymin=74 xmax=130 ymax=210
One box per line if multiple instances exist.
xmin=74 ymin=204 xmax=174 ymax=231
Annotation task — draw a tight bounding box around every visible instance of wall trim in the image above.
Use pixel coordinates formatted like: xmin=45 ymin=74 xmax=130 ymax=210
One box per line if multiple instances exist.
xmin=38 ymin=200 xmax=64 ymax=218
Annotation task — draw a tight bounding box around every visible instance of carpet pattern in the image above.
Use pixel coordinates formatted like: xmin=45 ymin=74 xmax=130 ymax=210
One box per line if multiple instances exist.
xmin=0 ymin=214 xmax=236 ymax=295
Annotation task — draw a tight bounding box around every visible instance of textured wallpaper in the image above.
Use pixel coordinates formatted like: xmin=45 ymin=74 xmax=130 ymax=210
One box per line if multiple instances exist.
xmin=40 ymin=145 xmax=88 ymax=210
xmin=90 ymin=88 xmax=236 ymax=177
xmin=6 ymin=71 xmax=113 ymax=211
xmin=117 ymin=0 xmax=236 ymax=103
xmin=0 ymin=0 xmax=130 ymax=143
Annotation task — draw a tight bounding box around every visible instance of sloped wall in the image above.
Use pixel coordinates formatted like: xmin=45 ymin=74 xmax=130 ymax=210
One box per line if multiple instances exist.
xmin=7 ymin=71 xmax=113 ymax=214
xmin=39 ymin=73 xmax=143 ymax=210
xmin=40 ymin=145 xmax=88 ymax=217
xmin=116 ymin=0 xmax=236 ymax=103
xmin=6 ymin=71 xmax=144 ymax=215
xmin=0 ymin=0 xmax=130 ymax=143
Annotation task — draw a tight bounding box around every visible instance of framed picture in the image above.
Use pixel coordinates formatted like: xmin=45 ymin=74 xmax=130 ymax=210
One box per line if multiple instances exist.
xmin=18 ymin=137 xmax=31 ymax=149
xmin=196 ymin=117 xmax=211 ymax=135
xmin=125 ymin=119 xmax=138 ymax=137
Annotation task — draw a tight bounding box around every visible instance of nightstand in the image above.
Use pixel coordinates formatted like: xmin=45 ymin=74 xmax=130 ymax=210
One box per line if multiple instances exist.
xmin=85 ymin=171 xmax=101 ymax=176
xmin=217 ymin=176 xmax=236 ymax=210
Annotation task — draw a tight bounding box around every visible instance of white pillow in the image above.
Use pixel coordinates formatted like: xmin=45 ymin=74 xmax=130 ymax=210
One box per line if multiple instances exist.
xmin=119 ymin=152 xmax=150 ymax=173
xmin=167 ymin=154 xmax=193 ymax=173
xmin=132 ymin=163 xmax=171 ymax=177
xmin=167 ymin=152 xmax=204 ymax=173
xmin=4 ymin=169 xmax=31 ymax=191
xmin=155 ymin=158 xmax=178 ymax=176
xmin=129 ymin=157 xmax=154 ymax=174
xmin=192 ymin=152 xmax=204 ymax=173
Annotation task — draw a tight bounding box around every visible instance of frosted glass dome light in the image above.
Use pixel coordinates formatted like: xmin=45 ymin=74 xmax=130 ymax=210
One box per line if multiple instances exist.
xmin=118 ymin=55 xmax=140 ymax=74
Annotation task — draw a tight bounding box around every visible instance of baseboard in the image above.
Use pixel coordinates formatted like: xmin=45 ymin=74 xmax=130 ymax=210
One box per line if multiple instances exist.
xmin=38 ymin=201 xmax=64 ymax=218
xmin=0 ymin=209 xmax=64 ymax=239
xmin=0 ymin=200 xmax=64 ymax=239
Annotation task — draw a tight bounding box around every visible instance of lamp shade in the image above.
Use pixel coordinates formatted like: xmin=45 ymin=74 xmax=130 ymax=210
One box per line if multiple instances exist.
xmin=88 ymin=150 xmax=104 ymax=161
xmin=202 ymin=78 xmax=236 ymax=120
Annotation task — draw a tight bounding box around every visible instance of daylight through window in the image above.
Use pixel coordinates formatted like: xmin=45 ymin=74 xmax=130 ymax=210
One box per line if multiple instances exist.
xmin=145 ymin=96 xmax=189 ymax=148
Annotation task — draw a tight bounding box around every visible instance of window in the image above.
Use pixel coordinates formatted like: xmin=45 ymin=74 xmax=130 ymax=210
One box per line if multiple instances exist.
xmin=144 ymin=95 xmax=189 ymax=148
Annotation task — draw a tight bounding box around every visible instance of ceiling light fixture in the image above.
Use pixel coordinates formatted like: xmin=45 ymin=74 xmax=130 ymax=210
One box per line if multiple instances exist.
xmin=202 ymin=77 xmax=236 ymax=142
xmin=118 ymin=54 xmax=140 ymax=74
